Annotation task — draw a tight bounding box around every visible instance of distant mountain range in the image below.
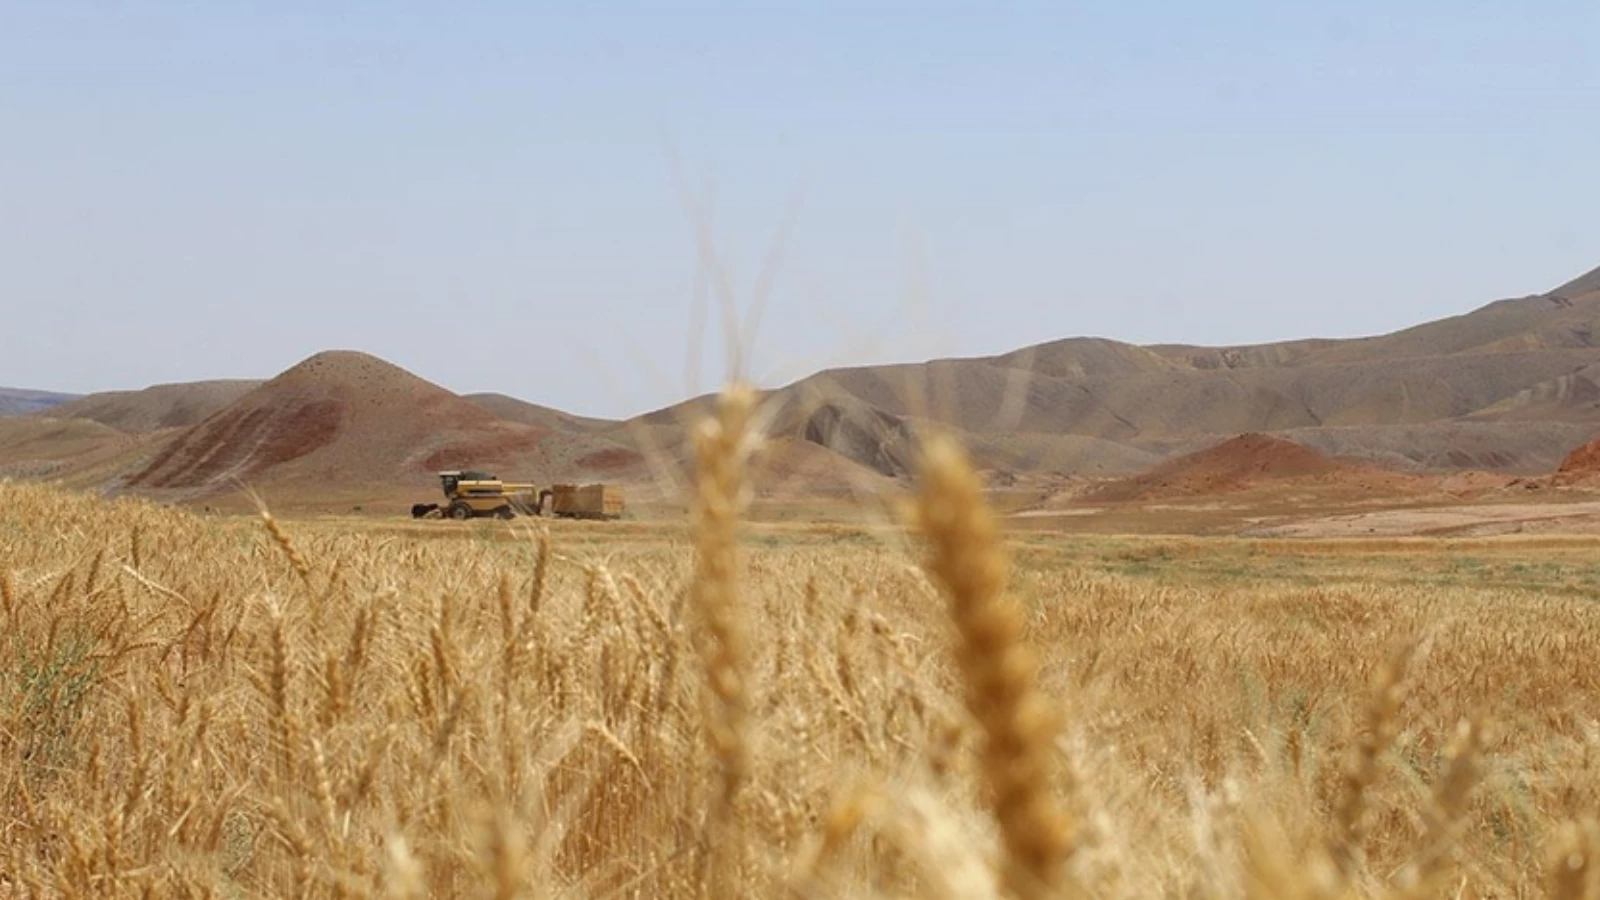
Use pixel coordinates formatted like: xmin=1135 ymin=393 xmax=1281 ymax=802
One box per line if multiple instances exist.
xmin=0 ymin=388 xmax=78 ymax=416
xmin=634 ymin=261 xmax=1600 ymax=478
xmin=4 ymin=261 xmax=1600 ymax=509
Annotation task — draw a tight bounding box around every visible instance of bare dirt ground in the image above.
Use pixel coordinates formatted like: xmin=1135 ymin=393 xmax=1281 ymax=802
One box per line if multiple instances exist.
xmin=1005 ymin=480 xmax=1600 ymax=537
xmin=1240 ymin=498 xmax=1600 ymax=537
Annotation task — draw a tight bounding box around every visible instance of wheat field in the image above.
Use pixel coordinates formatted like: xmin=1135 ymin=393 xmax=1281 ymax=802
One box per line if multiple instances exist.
xmin=4 ymin=404 xmax=1600 ymax=897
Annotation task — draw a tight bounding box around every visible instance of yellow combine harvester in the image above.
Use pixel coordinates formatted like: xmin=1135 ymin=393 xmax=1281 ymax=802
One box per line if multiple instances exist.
xmin=411 ymin=470 xmax=624 ymax=521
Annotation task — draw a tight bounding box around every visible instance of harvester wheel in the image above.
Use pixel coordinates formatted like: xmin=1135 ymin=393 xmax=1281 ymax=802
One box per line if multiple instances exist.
xmin=495 ymin=506 xmax=515 ymax=520
xmin=447 ymin=501 xmax=474 ymax=521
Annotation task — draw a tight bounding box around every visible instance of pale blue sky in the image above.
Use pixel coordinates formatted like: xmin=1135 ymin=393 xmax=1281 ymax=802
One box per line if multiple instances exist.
xmin=2 ymin=2 xmax=1597 ymax=418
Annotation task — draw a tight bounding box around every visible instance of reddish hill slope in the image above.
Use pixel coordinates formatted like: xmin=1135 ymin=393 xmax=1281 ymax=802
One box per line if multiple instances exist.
xmin=1557 ymin=433 xmax=1600 ymax=479
xmin=125 ymin=351 xmax=553 ymax=495
xmin=1085 ymin=433 xmax=1377 ymax=502
xmin=466 ymin=392 xmax=616 ymax=433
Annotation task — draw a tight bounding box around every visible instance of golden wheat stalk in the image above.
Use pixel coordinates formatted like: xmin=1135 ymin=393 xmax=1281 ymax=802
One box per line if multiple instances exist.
xmin=528 ymin=527 xmax=551 ymax=618
xmin=1396 ymin=716 xmax=1484 ymax=893
xmin=260 ymin=507 xmax=313 ymax=584
xmin=267 ymin=600 xmax=300 ymax=780
xmin=1332 ymin=644 xmax=1412 ymax=877
xmin=913 ymin=432 xmax=1075 ymax=900
xmin=688 ymin=383 xmax=758 ymax=893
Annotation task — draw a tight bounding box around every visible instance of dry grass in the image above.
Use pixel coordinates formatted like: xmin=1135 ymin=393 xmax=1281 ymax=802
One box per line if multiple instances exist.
xmin=3 ymin=406 xmax=1600 ymax=897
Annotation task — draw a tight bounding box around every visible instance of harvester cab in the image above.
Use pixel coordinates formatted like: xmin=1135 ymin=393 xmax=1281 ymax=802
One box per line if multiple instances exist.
xmin=439 ymin=470 xmax=498 ymax=498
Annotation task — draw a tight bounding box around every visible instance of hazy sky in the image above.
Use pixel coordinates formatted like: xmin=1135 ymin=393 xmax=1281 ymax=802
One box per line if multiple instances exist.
xmin=3 ymin=2 xmax=1597 ymax=418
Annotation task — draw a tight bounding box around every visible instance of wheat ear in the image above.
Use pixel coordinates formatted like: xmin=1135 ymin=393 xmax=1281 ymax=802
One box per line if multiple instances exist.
xmin=260 ymin=508 xmax=313 ymax=584
xmin=1332 ymin=645 xmax=1411 ymax=876
xmin=689 ymin=383 xmax=758 ymax=894
xmin=914 ymin=432 xmax=1074 ymax=900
